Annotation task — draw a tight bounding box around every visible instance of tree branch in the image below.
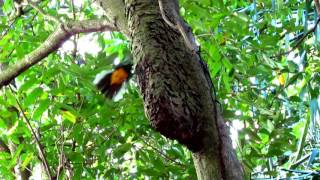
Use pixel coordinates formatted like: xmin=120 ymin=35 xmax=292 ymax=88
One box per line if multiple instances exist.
xmin=27 ymin=0 xmax=60 ymax=24
xmin=158 ymin=0 xmax=177 ymax=29
xmin=10 ymin=85 xmax=53 ymax=179
xmin=0 ymin=19 xmax=117 ymax=89
xmin=272 ymin=1 xmax=320 ymax=58
xmin=272 ymin=17 xmax=320 ymax=58
xmin=140 ymin=136 xmax=187 ymax=168
xmin=314 ymin=0 xmax=320 ymax=16
xmin=158 ymin=0 xmax=198 ymax=53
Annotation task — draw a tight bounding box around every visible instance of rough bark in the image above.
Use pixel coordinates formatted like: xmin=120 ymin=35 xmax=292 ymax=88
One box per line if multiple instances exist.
xmin=98 ymin=0 xmax=244 ymax=179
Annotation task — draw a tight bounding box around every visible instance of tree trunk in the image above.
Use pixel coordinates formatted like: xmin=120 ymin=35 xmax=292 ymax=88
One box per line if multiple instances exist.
xmin=98 ymin=0 xmax=244 ymax=179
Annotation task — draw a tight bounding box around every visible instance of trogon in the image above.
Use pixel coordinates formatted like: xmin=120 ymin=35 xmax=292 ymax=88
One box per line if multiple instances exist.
xmin=95 ymin=61 xmax=133 ymax=99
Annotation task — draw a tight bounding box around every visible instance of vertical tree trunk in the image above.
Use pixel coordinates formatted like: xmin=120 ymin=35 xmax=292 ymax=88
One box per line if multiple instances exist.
xmin=98 ymin=0 xmax=244 ymax=179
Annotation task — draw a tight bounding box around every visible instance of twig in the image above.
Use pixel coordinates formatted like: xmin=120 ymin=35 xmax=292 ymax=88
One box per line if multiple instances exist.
xmin=280 ymin=168 xmax=320 ymax=175
xmin=0 ymin=16 xmax=19 ymax=41
xmin=70 ymin=0 xmax=78 ymax=59
xmin=0 ymin=19 xmax=117 ymax=89
xmin=71 ymin=34 xmax=79 ymax=59
xmin=29 ymin=13 xmax=39 ymax=37
xmin=158 ymin=0 xmax=198 ymax=53
xmin=140 ymin=136 xmax=187 ymax=168
xmin=272 ymin=17 xmax=320 ymax=58
xmin=314 ymin=0 xmax=320 ymax=16
xmin=290 ymin=153 xmax=311 ymax=168
xmin=9 ymin=86 xmax=53 ymax=179
xmin=195 ymin=33 xmax=214 ymax=38
xmin=27 ymin=0 xmax=61 ymax=24
xmin=71 ymin=0 xmax=76 ymax=20
xmin=0 ymin=6 xmax=34 ymax=41
xmin=56 ymin=125 xmax=66 ymax=180
xmin=158 ymin=0 xmax=177 ymax=29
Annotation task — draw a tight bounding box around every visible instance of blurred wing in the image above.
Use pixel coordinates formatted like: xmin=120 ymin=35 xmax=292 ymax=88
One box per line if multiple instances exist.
xmin=94 ymin=68 xmax=129 ymax=99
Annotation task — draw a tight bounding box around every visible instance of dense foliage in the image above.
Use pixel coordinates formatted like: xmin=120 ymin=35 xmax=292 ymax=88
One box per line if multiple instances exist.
xmin=0 ymin=0 xmax=319 ymax=179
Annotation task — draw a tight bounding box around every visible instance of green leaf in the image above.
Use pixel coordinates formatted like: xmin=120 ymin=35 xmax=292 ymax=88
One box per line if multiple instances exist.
xmin=285 ymin=73 xmax=301 ymax=87
xmin=21 ymin=153 xmax=33 ymax=170
xmin=6 ymin=120 xmax=18 ymax=136
xmin=24 ymin=87 xmax=44 ymax=106
xmin=32 ymin=99 xmax=50 ymax=120
xmin=113 ymin=143 xmax=131 ymax=158
xmin=289 ymin=96 xmax=301 ymax=102
xmin=18 ymin=78 xmax=39 ymax=92
xmin=2 ymin=0 xmax=13 ymax=15
xmin=222 ymin=58 xmax=233 ymax=70
xmin=61 ymin=110 xmax=77 ymax=123
xmin=222 ymin=73 xmax=231 ymax=92
xmin=209 ymin=61 xmax=222 ymax=77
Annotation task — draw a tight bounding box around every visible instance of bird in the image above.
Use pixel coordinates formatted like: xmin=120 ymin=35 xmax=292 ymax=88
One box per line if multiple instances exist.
xmin=95 ymin=62 xmax=133 ymax=99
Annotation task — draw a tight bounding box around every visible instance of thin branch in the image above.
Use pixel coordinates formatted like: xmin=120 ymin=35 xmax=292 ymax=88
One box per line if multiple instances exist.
xmin=280 ymin=168 xmax=320 ymax=175
xmin=72 ymin=35 xmax=79 ymax=59
xmin=71 ymin=0 xmax=76 ymax=20
xmin=70 ymin=0 xmax=78 ymax=59
xmin=140 ymin=136 xmax=187 ymax=168
xmin=158 ymin=0 xmax=177 ymax=30
xmin=56 ymin=125 xmax=66 ymax=180
xmin=272 ymin=17 xmax=320 ymax=58
xmin=9 ymin=86 xmax=52 ymax=179
xmin=0 ymin=6 xmax=34 ymax=41
xmin=0 ymin=19 xmax=117 ymax=89
xmin=27 ymin=0 xmax=61 ymax=24
xmin=0 ymin=16 xmax=19 ymax=40
xmin=272 ymin=1 xmax=320 ymax=58
xmin=195 ymin=33 xmax=214 ymax=38
xmin=158 ymin=0 xmax=198 ymax=53
xmin=314 ymin=0 xmax=320 ymax=16
xmin=289 ymin=117 xmax=310 ymax=169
